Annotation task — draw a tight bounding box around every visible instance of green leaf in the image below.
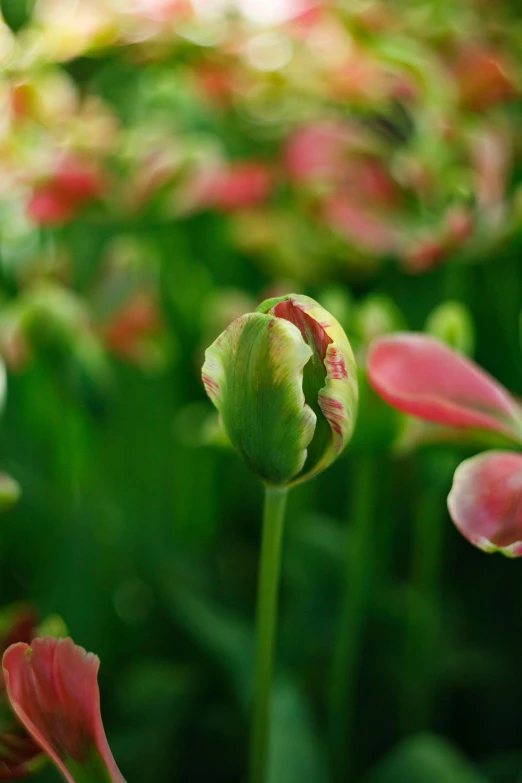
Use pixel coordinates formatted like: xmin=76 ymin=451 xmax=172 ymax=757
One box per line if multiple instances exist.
xmin=268 ymin=677 xmax=327 ymax=783
xmin=364 ymin=734 xmax=489 ymax=783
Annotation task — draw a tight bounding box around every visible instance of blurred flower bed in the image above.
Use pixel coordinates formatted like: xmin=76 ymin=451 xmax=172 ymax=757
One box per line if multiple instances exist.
xmin=1 ymin=1 xmax=522 ymax=782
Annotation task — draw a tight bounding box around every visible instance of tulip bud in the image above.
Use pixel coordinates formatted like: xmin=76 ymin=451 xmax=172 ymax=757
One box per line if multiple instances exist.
xmin=0 ymin=473 xmax=20 ymax=512
xmin=425 ymin=301 xmax=475 ymax=356
xmin=202 ymin=294 xmax=358 ymax=487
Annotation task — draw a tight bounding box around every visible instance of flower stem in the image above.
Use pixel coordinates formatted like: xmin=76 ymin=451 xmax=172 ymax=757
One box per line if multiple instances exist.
xmin=249 ymin=485 xmax=288 ymax=783
xmin=329 ymin=454 xmax=376 ymax=783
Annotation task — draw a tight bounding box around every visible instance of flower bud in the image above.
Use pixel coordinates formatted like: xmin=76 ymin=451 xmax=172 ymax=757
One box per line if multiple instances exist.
xmin=0 ymin=473 xmax=21 ymax=512
xmin=425 ymin=301 xmax=475 ymax=356
xmin=202 ymin=294 xmax=358 ymax=487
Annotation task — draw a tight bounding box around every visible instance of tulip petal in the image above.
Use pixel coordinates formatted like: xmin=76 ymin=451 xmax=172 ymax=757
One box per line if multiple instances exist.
xmin=3 ymin=638 xmax=126 ymax=783
xmin=448 ymin=451 xmax=522 ymax=556
xmin=367 ymin=333 xmax=522 ymax=440
xmin=259 ymin=294 xmax=358 ymax=483
xmin=202 ymin=312 xmax=316 ymax=486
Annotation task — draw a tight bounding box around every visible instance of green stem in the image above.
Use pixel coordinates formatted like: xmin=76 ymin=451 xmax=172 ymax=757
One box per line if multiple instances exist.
xmin=249 ymin=485 xmax=288 ymax=783
xmin=400 ymin=452 xmax=448 ymax=734
xmin=329 ymin=455 xmax=376 ymax=783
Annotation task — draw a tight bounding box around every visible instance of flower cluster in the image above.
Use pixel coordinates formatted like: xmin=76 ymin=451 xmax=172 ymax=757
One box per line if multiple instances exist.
xmin=0 ymin=0 xmax=520 ymax=280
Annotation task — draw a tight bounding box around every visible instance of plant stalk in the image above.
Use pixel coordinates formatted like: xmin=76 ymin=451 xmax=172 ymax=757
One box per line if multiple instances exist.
xmin=249 ymin=485 xmax=288 ymax=783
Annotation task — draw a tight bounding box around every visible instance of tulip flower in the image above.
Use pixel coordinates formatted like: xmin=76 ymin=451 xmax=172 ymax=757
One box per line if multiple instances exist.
xmin=367 ymin=332 xmax=522 ymax=555
xmin=27 ymin=157 xmax=105 ymax=227
xmin=202 ymin=293 xmax=357 ymax=783
xmin=202 ymin=293 xmax=358 ymax=488
xmin=3 ymin=637 xmax=126 ymax=783
xmin=206 ymin=162 xmax=272 ymax=213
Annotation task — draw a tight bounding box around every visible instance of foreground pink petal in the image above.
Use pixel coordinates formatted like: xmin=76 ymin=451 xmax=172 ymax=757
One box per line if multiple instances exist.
xmin=367 ymin=333 xmax=522 ymax=440
xmin=3 ymin=637 xmax=126 ymax=783
xmin=448 ymin=451 xmax=522 ymax=556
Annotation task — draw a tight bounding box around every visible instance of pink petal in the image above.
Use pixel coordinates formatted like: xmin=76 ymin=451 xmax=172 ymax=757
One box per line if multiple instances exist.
xmin=208 ymin=163 xmax=272 ymax=212
xmin=448 ymin=451 xmax=522 ymax=556
xmin=323 ymin=194 xmax=399 ymax=253
xmin=54 ymin=159 xmax=105 ymax=203
xmin=367 ymin=333 xmax=522 ymax=440
xmin=27 ymin=188 xmax=76 ymax=226
xmin=3 ymin=637 xmax=125 ymax=783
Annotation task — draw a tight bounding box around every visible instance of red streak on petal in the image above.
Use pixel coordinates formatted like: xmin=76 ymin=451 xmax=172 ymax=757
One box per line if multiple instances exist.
xmin=272 ymin=299 xmax=332 ymax=361
xmin=326 ymin=346 xmax=347 ymax=379
xmin=319 ymin=396 xmax=344 ymax=436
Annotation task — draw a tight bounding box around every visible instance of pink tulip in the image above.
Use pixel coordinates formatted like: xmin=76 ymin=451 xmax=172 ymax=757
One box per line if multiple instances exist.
xmin=27 ymin=188 xmax=76 ymax=226
xmin=195 ymin=162 xmax=272 ymax=213
xmin=367 ymin=332 xmax=522 ymax=556
xmin=324 ymin=194 xmax=399 ymax=254
xmin=3 ymin=637 xmax=125 ymax=783
xmin=27 ymin=158 xmax=105 ymax=227
xmin=284 ymin=122 xmax=350 ymax=184
xmin=367 ymin=333 xmax=522 ymax=440
xmin=448 ymin=451 xmax=522 ymax=556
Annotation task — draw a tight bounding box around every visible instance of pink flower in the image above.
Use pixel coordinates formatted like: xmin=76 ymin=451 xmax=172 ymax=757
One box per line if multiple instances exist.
xmin=27 ymin=157 xmax=105 ymax=227
xmin=324 ymin=194 xmax=399 ymax=254
xmin=448 ymin=451 xmax=522 ymax=556
xmin=101 ymin=291 xmax=162 ymax=364
xmin=205 ymin=162 xmax=272 ymax=212
xmin=284 ymin=122 xmax=351 ymax=184
xmin=3 ymin=637 xmax=125 ymax=783
xmin=367 ymin=333 xmax=522 ymax=555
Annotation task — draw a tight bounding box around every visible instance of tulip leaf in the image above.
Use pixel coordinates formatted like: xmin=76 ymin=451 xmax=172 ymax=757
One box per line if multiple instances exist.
xmin=363 ymin=734 xmax=489 ymax=783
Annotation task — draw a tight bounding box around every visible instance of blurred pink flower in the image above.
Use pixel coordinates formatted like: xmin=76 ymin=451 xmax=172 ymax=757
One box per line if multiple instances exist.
xmin=102 ymin=291 xmax=162 ymax=363
xmin=3 ymin=637 xmax=125 ymax=783
xmin=193 ymin=62 xmax=235 ymax=105
xmin=124 ymin=0 xmax=191 ymax=23
xmin=401 ymin=236 xmax=447 ymax=274
xmin=400 ymin=206 xmax=474 ymax=274
xmin=27 ymin=157 xmax=105 ymax=226
xmin=454 ymin=47 xmax=517 ymax=111
xmin=284 ymin=122 xmax=351 ymax=184
xmin=367 ymin=333 xmax=522 ymax=554
xmin=204 ymin=161 xmax=272 ymax=212
xmin=324 ymin=193 xmax=399 ymax=254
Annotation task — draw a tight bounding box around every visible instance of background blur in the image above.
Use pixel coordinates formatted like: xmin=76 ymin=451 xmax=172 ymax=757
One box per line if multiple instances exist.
xmin=1 ymin=0 xmax=522 ymax=781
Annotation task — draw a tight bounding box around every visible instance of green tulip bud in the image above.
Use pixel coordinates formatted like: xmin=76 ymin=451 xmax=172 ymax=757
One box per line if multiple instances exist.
xmin=425 ymin=300 xmax=475 ymax=356
xmin=0 ymin=473 xmax=20 ymax=512
xmin=202 ymin=294 xmax=358 ymax=487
